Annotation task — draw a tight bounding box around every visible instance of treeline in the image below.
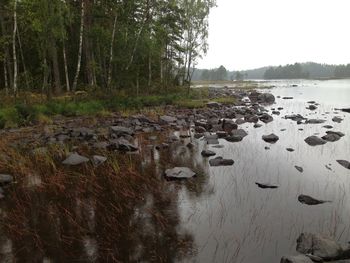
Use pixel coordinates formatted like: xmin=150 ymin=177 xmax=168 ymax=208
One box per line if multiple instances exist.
xmin=193 ymin=62 xmax=350 ymax=81
xmin=197 ymin=65 xmax=228 ymax=81
xmin=0 ymin=0 xmax=216 ymax=98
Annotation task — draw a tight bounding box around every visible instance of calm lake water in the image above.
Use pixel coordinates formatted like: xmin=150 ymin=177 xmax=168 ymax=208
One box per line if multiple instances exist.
xmin=1 ymin=80 xmax=350 ymax=262
xmin=178 ymin=79 xmax=350 ymax=262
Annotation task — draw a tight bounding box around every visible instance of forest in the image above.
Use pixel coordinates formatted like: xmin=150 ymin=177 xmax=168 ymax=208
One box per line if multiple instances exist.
xmin=0 ymin=0 xmax=216 ymax=99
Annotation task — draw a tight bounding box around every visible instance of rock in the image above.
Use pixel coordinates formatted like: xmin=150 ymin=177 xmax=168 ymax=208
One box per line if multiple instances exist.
xmin=255 ymin=182 xmax=278 ymax=189
xmin=209 ymin=157 xmax=234 ymax=167
xmin=341 ymin=108 xmax=350 ymax=113
xmin=332 ymin=117 xmax=343 ymax=123
xmin=259 ymin=113 xmax=274 ymax=124
xmin=265 ymin=146 xmax=270 ymax=150
xmin=307 ymin=105 xmax=317 ymax=110
xmin=326 ymin=131 xmax=345 ymax=137
xmin=110 ymin=138 xmax=138 ymax=152
xmin=231 ymin=129 xmax=248 ymax=138
xmin=283 ymin=97 xmax=294 ymax=99
xmin=245 ymin=115 xmax=259 ymax=123
xmin=201 ymin=150 xmax=216 ymax=157
xmin=159 ymin=115 xmax=177 ymax=124
xmin=254 ymin=123 xmax=262 ymax=128
xmin=216 ymin=131 xmax=228 ymax=138
xmin=194 ymin=126 xmax=206 ymax=133
xmin=257 ymin=93 xmax=275 ymax=104
xmin=304 ymin=136 xmax=327 ymax=146
xmin=179 ymin=131 xmax=191 ymax=138
xmin=305 ymin=119 xmax=326 ymax=124
xmin=272 ymin=110 xmax=281 ymax=115
xmin=337 ymin=160 xmax=350 ymax=170
xmin=221 ymin=119 xmax=238 ymax=131
xmin=296 ymin=233 xmax=343 ymax=260
xmin=298 ymin=195 xmax=330 ymax=205
xmin=307 ymin=101 xmax=316 ymax=104
xmin=295 ymin=166 xmax=304 ymax=173
xmin=92 ymin=155 xmax=107 ymax=166
xmin=280 ymin=255 xmax=313 ymax=263
xmin=211 ymin=145 xmax=224 ymax=148
xmin=62 ymin=153 xmax=89 ymax=166
xmin=205 ymin=134 xmax=219 ymax=145
xmin=225 ymin=135 xmax=243 ymax=142
xmin=0 ymin=174 xmax=14 ymax=185
xmin=93 ymin=141 xmax=110 ymax=150
xmin=164 ymin=167 xmax=196 ymax=180
xmin=262 ymin=133 xmax=279 ymax=143
xmin=235 ymin=118 xmax=246 ymax=125
xmin=110 ymin=126 xmax=134 ymax=136
xmin=287 ymin=148 xmax=295 ymax=152
xmin=207 ymin=101 xmax=222 ymax=108
xmin=322 ymin=133 xmax=341 ymax=142
xmin=186 ymin=142 xmax=194 ymax=149
xmin=323 ymin=125 xmax=333 ymax=129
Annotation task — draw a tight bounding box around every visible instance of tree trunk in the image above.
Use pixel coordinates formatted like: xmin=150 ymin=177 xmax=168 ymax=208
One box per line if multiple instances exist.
xmin=3 ymin=59 xmax=8 ymax=94
xmin=72 ymin=0 xmax=85 ymax=91
xmin=17 ymin=26 xmax=30 ymax=91
xmin=125 ymin=20 xmax=145 ymax=71
xmin=13 ymin=0 xmax=18 ymax=96
xmin=50 ymin=40 xmax=61 ymax=95
xmin=62 ymin=42 xmax=70 ymax=92
xmin=107 ymin=14 xmax=117 ymax=89
xmin=84 ymin=0 xmax=96 ymax=87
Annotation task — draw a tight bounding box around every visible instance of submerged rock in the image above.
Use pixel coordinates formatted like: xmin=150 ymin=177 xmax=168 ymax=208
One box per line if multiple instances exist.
xmin=337 ymin=160 xmax=350 ymax=170
xmin=332 ymin=116 xmax=343 ymax=123
xmin=62 ymin=153 xmax=89 ymax=166
xmin=298 ymin=195 xmax=330 ymax=205
xmin=295 ymin=166 xmax=304 ymax=173
xmin=262 ymin=133 xmax=279 ymax=143
xmin=304 ymin=136 xmax=327 ymax=146
xmin=280 ymin=255 xmax=313 ymax=263
xmin=164 ymin=167 xmax=196 ymax=180
xmin=209 ymin=157 xmax=234 ymax=167
xmin=255 ymin=182 xmax=278 ymax=189
xmin=296 ymin=233 xmax=344 ymax=260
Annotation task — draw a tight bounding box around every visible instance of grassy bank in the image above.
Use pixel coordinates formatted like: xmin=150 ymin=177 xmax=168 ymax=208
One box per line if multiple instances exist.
xmin=0 ymin=88 xmax=236 ymax=128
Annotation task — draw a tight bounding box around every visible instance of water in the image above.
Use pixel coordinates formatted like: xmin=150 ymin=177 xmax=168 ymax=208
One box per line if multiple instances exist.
xmin=1 ymin=79 xmax=350 ymax=262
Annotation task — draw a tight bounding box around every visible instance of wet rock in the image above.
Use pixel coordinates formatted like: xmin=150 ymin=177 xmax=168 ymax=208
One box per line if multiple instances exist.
xmin=194 ymin=126 xmax=206 ymax=133
xmin=225 ymin=135 xmax=244 ymax=142
xmin=305 ymin=119 xmax=326 ymax=124
xmin=255 ymin=182 xmax=278 ymax=189
xmin=207 ymin=101 xmax=222 ymax=108
xmin=295 ymin=166 xmax=304 ymax=173
xmin=323 ymin=125 xmax=333 ymax=129
xmin=307 ymin=101 xmax=316 ymax=104
xmin=245 ymin=114 xmax=259 ymax=123
xmin=296 ymin=233 xmax=343 ymax=260
xmin=110 ymin=126 xmax=134 ymax=137
xmin=221 ymin=119 xmax=238 ymax=131
xmin=322 ymin=133 xmax=341 ymax=142
xmin=332 ymin=117 xmax=343 ymax=123
xmin=186 ymin=142 xmax=194 ymax=149
xmin=257 ymin=93 xmax=275 ymax=104
xmin=307 ymin=105 xmax=317 ymax=110
xmin=155 ymin=143 xmax=169 ymax=150
xmin=164 ymin=167 xmax=196 ymax=180
xmin=259 ymin=113 xmax=274 ymax=124
xmin=304 ymin=136 xmax=327 ymax=146
xmin=209 ymin=157 xmax=234 ymax=167
xmin=201 ymin=150 xmax=216 ymax=157
xmin=272 ymin=110 xmax=281 ymax=115
xmin=216 ymin=131 xmax=228 ymax=138
xmin=278 ymin=107 xmax=284 ymax=110
xmin=159 ymin=115 xmax=177 ymax=124
xmin=179 ymin=131 xmax=191 ymax=138
xmin=262 ymin=133 xmax=279 ymax=143
xmin=92 ymin=155 xmax=107 ymax=166
xmin=0 ymin=174 xmax=14 ymax=186
xmin=326 ymin=131 xmax=345 ymax=137
xmin=280 ymin=255 xmax=313 ymax=263
xmin=285 ymin=114 xmax=306 ymax=122
xmin=212 ymin=145 xmax=224 ymax=149
xmin=298 ymin=195 xmax=330 ymax=205
xmin=287 ymin=148 xmax=295 ymax=152
xmin=231 ymin=129 xmax=248 ymax=138
xmin=283 ymin=97 xmax=294 ymax=99
xmin=265 ymin=146 xmax=270 ymax=150
xmin=235 ymin=118 xmax=246 ymax=125
xmin=62 ymin=153 xmax=89 ymax=166
xmin=341 ymin=108 xmax=350 ymax=113
xmin=337 ymin=160 xmax=350 ymax=170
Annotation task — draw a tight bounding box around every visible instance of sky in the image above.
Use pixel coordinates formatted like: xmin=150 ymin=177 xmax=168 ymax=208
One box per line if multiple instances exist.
xmin=197 ymin=0 xmax=350 ymax=70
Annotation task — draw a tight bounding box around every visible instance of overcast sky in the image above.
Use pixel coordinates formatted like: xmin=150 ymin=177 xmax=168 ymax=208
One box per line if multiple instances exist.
xmin=197 ymin=0 xmax=350 ymax=70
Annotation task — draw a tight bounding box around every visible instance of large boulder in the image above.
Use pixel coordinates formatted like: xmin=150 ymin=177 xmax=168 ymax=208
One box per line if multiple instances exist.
xmin=110 ymin=126 xmax=134 ymax=137
xmin=110 ymin=138 xmax=138 ymax=152
xmin=337 ymin=160 xmax=350 ymax=170
xmin=259 ymin=113 xmax=274 ymax=124
xmin=296 ymin=233 xmax=344 ymax=260
xmin=322 ymin=133 xmax=341 ymax=142
xmin=201 ymin=150 xmax=216 ymax=157
xmin=159 ymin=115 xmax=177 ymax=124
xmin=164 ymin=167 xmax=196 ymax=180
xmin=304 ymin=136 xmax=327 ymax=146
